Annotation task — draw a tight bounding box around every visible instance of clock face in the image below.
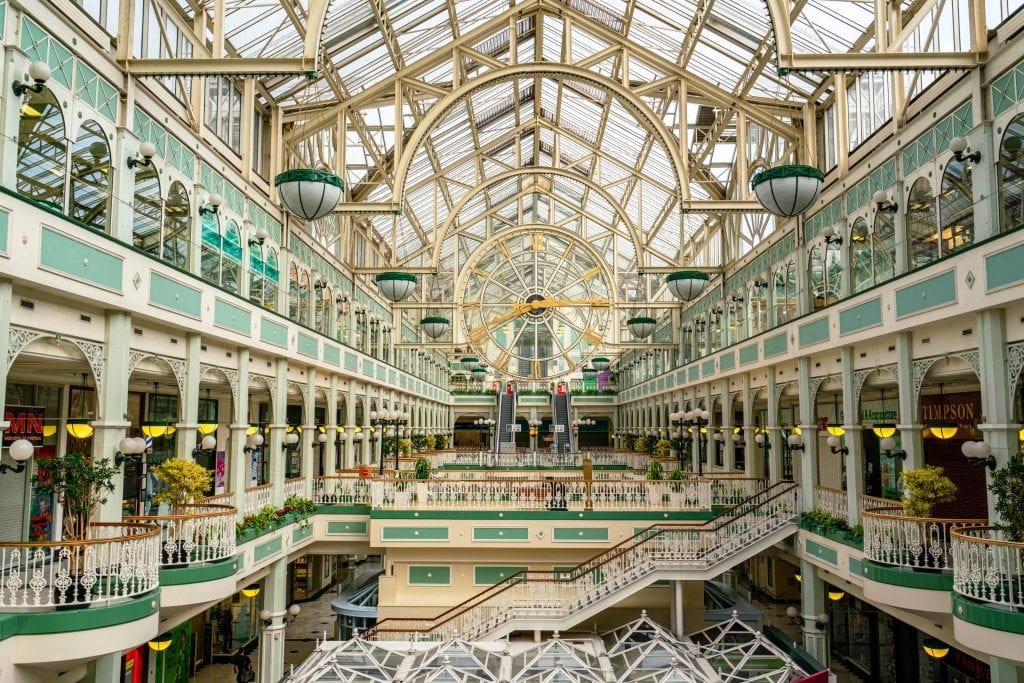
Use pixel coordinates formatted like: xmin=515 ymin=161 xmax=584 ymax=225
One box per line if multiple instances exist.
xmin=460 ymin=229 xmax=612 ymax=379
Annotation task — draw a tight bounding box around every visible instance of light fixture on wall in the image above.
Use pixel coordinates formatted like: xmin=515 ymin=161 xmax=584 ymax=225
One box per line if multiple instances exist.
xmin=12 ymin=60 xmax=51 ymax=97
xmin=114 ymin=436 xmax=148 ymax=467
xmin=0 ymin=439 xmax=34 ymax=474
xmin=260 ymin=604 xmax=301 ymax=626
xmin=961 ymin=440 xmax=996 ymax=471
xmin=826 ymin=435 xmax=848 ymax=456
xmin=879 ymin=437 xmax=907 ymax=460
xmin=247 ymin=221 xmax=270 ymax=247
xmin=786 ymin=430 xmax=804 ymax=451
xmin=821 ymin=225 xmax=843 ymax=246
xmin=127 ymin=141 xmax=157 ymax=170
xmin=244 ymin=431 xmax=265 ymax=454
xmin=283 ymin=430 xmax=300 ymax=452
xmin=873 ymin=190 xmax=898 ymax=214
xmin=785 ymin=606 xmax=828 ymax=631
xmin=241 ymin=584 xmax=261 ymax=599
xmin=949 ymin=136 xmax=981 ymax=164
xmin=192 ymin=434 xmax=217 ymax=458
xmin=922 ymin=637 xmax=950 ymax=660
xmin=199 ymin=193 xmax=223 ymax=216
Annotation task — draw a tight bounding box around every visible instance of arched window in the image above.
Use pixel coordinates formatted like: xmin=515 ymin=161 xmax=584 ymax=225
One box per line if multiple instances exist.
xmin=336 ymin=297 xmax=349 ymax=342
xmin=727 ymin=296 xmax=745 ymax=343
xmin=249 ymin=244 xmax=264 ymax=306
xmin=824 ymin=236 xmax=843 ymax=305
xmin=939 ymin=158 xmax=974 ymax=254
xmin=298 ymin=271 xmax=310 ymax=326
xmin=263 ymin=248 xmax=279 ymax=311
xmin=17 ymin=89 xmax=66 ymax=209
xmin=907 ymin=178 xmax=938 ymax=269
xmin=873 ymin=211 xmax=896 ymax=283
xmin=681 ymin=323 xmax=693 ymax=363
xmin=749 ymin=279 xmax=768 ymax=336
xmin=998 ymin=115 xmax=1024 ymax=232
xmin=288 ymin=263 xmax=300 ymax=320
xmin=773 ymin=264 xmax=792 ymax=325
xmin=222 ymin=221 xmax=242 ymax=294
xmin=164 ymin=182 xmax=190 ymax=269
xmin=849 ymin=218 xmax=872 ymax=293
xmin=316 ymin=284 xmax=331 ymax=335
xmin=133 ymin=164 xmax=162 ymax=256
xmin=69 ymin=121 xmax=110 ymax=231
xmin=708 ymin=310 xmax=721 ymax=353
xmin=201 ymin=213 xmax=221 ymax=284
xmin=809 ymin=246 xmax=825 ymax=310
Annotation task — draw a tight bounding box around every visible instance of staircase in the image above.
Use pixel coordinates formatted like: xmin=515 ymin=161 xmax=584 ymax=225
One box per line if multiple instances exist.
xmin=367 ymin=482 xmax=799 ymax=641
xmin=552 ymin=390 xmax=572 ymax=453
xmin=495 ymin=391 xmax=516 ymax=454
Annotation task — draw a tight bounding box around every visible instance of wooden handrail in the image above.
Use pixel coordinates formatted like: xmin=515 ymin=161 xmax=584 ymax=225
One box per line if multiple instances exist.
xmin=861 ymin=506 xmax=988 ymax=525
xmin=950 ymin=525 xmax=1024 ymax=548
xmin=125 ymin=503 xmax=237 ymax=521
xmin=369 ymin=481 xmax=797 ymax=637
xmin=245 ymin=483 xmax=273 ymax=492
xmin=0 ymin=522 xmax=160 ymax=548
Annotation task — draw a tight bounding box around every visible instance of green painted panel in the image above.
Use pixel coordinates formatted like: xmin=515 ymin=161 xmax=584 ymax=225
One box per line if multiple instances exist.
xmin=344 ymin=352 xmax=358 ymax=371
xmin=839 ymin=297 xmax=882 ymax=335
xmin=474 ymin=566 xmax=528 ymax=585
xmin=297 ymin=333 xmax=318 ymax=358
xmin=160 ymin=558 xmax=238 ymax=586
xmin=253 ymin=536 xmax=282 ymax=562
xmin=953 ymin=593 xmax=1024 ymax=635
xmin=0 ymin=210 xmax=8 ymax=253
xmin=381 ymin=526 xmax=449 ymax=541
xmin=9 ymin=588 xmax=159 ymax=637
xmin=863 ymin=560 xmax=952 ymax=590
xmin=719 ymin=352 xmax=735 ymax=371
xmin=40 ymin=227 xmax=123 ymax=291
xmin=472 ymin=526 xmax=530 ymax=541
xmin=260 ymin=317 xmax=288 ymax=347
xmin=848 ymin=557 xmax=863 ymax=577
xmin=377 ymin=366 xmax=386 ymax=380
xmin=986 ymin=242 xmax=1024 ymax=291
xmin=408 ymin=565 xmax=451 ymax=585
xmin=763 ymin=332 xmax=788 ymax=357
xmin=804 ymin=539 xmax=838 ymax=566
xmin=798 ymin=317 xmax=830 ymax=348
xmin=895 ymin=270 xmax=956 ymax=318
xmin=293 ymin=524 xmax=313 ymax=542
xmin=372 ymin=509 xmax=712 ymax=521
xmin=701 ymin=359 xmax=715 ymax=377
xmin=150 ymin=272 xmax=202 ymax=318
xmin=688 ymin=366 xmax=699 ymax=381
xmin=553 ymin=527 xmax=610 ymax=542
xmin=324 ymin=344 xmax=341 ymax=365
xmin=739 ymin=344 xmax=758 ymax=365
xmin=362 ymin=359 xmax=374 ymax=376
xmin=326 ymin=521 xmax=367 ymax=535
xmin=214 ymin=298 xmax=251 ymax=334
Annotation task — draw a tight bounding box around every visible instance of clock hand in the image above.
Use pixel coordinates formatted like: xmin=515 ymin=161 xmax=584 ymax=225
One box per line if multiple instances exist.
xmin=525 ymin=298 xmax=610 ymax=310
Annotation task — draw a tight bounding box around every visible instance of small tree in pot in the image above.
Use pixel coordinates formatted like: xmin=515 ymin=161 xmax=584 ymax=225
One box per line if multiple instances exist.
xmin=990 ymin=450 xmax=1024 ymax=542
xmin=150 ymin=458 xmax=213 ymax=566
xmin=900 ymin=465 xmax=957 ymax=517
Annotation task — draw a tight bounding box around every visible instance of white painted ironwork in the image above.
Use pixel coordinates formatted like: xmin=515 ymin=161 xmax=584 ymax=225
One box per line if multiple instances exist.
xmin=863 ymin=506 xmax=987 ymax=571
xmin=125 ymin=504 xmax=236 ymax=567
xmin=951 ymin=526 xmax=1024 ymax=610
xmin=312 ymin=477 xmax=371 ymax=505
xmin=284 ymin=477 xmax=307 ymax=500
xmin=814 ymin=486 xmax=848 ymax=522
xmin=244 ymin=484 xmax=274 ymax=515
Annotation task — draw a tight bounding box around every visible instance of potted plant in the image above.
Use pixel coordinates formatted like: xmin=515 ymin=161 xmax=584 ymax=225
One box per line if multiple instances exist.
xmin=900 ymin=465 xmax=957 ymax=517
xmin=655 ymin=439 xmax=672 ymax=458
xmin=647 ymin=460 xmax=664 ymax=481
xmin=414 ymin=457 xmax=431 ymax=480
xmin=150 ymin=458 xmax=213 ymax=566
xmin=31 ymin=452 xmax=118 ymax=607
xmin=989 ymin=450 xmax=1024 ymax=541
xmin=425 ymin=434 xmax=436 ymax=451
xmin=623 ymin=433 xmax=637 ymax=451
xmin=435 ymin=434 xmax=448 ymax=450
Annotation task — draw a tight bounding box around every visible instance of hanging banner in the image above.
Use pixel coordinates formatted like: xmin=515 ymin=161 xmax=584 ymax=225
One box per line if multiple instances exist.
xmin=215 ymin=450 xmax=227 ymax=494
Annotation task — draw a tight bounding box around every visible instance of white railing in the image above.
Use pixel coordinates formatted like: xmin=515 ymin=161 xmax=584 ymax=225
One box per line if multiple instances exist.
xmin=369 ymin=478 xmax=713 ymax=511
xmin=125 ymin=504 xmax=236 ymax=567
xmin=952 ymin=526 xmax=1024 ymax=610
xmin=367 ymin=482 xmax=799 ymax=640
xmin=0 ymin=522 xmax=161 ymax=609
xmin=424 ymin=470 xmax=648 ymax=481
xmin=863 ymin=507 xmax=988 ymax=571
xmin=312 ymin=476 xmax=371 ymax=505
xmin=857 ymin=493 xmax=892 ymax=516
xmin=814 ymin=486 xmax=849 ymax=522
xmin=202 ymin=492 xmax=235 ymax=506
xmin=283 ymin=477 xmax=307 ymax=500
xmin=244 ymin=484 xmax=273 ymax=515
xmin=404 ymin=451 xmax=653 ymax=471
xmin=712 ymin=478 xmax=769 ymax=506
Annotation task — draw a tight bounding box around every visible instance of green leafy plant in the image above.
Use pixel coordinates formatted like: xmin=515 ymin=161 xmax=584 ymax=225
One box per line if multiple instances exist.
xmin=647 ymin=460 xmax=664 ymax=481
xmin=414 ymin=457 xmax=431 ymax=480
xmin=668 ymin=468 xmax=689 ymax=481
xmin=654 ymin=439 xmax=672 ymax=458
xmin=411 ymin=434 xmax=428 ymax=452
xmin=282 ymin=494 xmax=317 ymax=527
xmin=989 ymin=450 xmax=1024 ymax=542
xmin=900 ymin=465 xmax=957 ymax=517
xmin=236 ymin=505 xmax=282 ymax=535
xmin=622 ymin=433 xmax=638 ymax=451
xmin=802 ymin=508 xmax=848 ymax=533
xmin=848 ymin=523 xmax=864 ymax=543
xmin=434 ymin=434 xmax=448 ymax=450
xmin=670 ymin=436 xmax=689 ymax=456
xmin=640 ymin=434 xmax=658 ymax=454
xmin=31 ymin=452 xmax=117 ymax=541
xmin=425 ymin=435 xmax=436 ymax=450
xmin=150 ymin=458 xmax=212 ymax=513
xmin=399 ymin=438 xmax=412 ymax=457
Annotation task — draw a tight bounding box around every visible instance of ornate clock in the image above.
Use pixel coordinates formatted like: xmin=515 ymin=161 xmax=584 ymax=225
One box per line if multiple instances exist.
xmin=459 ymin=228 xmax=612 ymax=379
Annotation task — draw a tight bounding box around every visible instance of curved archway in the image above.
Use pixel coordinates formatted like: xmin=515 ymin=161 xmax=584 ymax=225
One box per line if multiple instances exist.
xmin=69 ymin=121 xmax=111 ymax=231
xmin=998 ymin=115 xmax=1024 ymax=232
xmin=907 ymin=177 xmax=938 ymax=269
xmin=939 ymin=157 xmax=974 ymax=254
xmin=17 ymin=88 xmax=65 ymax=209
xmin=164 ymin=181 xmax=190 ymax=269
xmin=133 ymin=163 xmax=162 ymax=255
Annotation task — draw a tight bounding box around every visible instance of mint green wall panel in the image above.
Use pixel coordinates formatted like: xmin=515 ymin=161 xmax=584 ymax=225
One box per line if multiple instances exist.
xmin=804 ymin=539 xmax=838 ymax=566
xmin=474 ymin=566 xmax=527 ymax=584
xmin=739 ymin=344 xmax=758 ymax=365
xmin=798 ymin=317 xmax=830 ymax=348
xmin=362 ymin=360 xmax=373 ymax=376
xmin=839 ymin=298 xmax=882 ymax=335
xmin=553 ymin=527 xmax=609 ymax=542
xmin=377 ymin=366 xmax=386 ymax=380
xmin=701 ymin=360 xmax=715 ymax=377
xmin=895 ymin=270 xmax=956 ymax=317
xmin=260 ymin=318 xmax=288 ymax=347
xmin=719 ymin=352 xmax=735 ymax=370
xmin=214 ymin=298 xmax=251 ymax=334
xmin=40 ymin=227 xmax=122 ymax=291
xmin=292 ymin=524 xmax=313 ymax=542
xmin=254 ymin=536 xmax=282 ymax=562
xmin=149 ymin=272 xmax=201 ymax=317
xmin=297 ymin=333 xmax=318 ymax=358
xmin=323 ymin=344 xmax=340 ymax=365
xmin=848 ymin=557 xmax=863 ymax=577
xmin=326 ymin=521 xmax=366 ymax=535
xmin=0 ymin=210 xmax=8 ymax=254
xmin=409 ymin=565 xmax=450 ymax=585
xmin=389 ymin=370 xmax=397 ymax=383
xmin=763 ymin=332 xmax=787 ymax=357
xmin=986 ymin=242 xmax=1024 ymax=290
xmin=688 ymin=366 xmax=699 ymax=381
xmin=473 ymin=527 xmax=529 ymax=541
xmin=381 ymin=526 xmax=449 ymax=541
xmin=344 ymin=352 xmax=358 ymax=371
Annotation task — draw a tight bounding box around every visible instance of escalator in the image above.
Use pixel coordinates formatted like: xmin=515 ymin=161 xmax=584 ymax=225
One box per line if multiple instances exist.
xmin=552 ymin=388 xmax=572 ymax=453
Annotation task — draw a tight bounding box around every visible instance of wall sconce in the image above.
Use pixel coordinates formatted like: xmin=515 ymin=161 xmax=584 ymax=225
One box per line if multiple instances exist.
xmin=922 ymin=637 xmax=950 ymax=660
xmin=821 ymin=225 xmax=843 ymax=246
xmin=283 ymin=431 xmax=300 ymax=452
xmin=962 ymin=440 xmax=995 ymax=471
xmin=199 ymin=193 xmax=223 ymax=216
xmin=1 ymin=439 xmax=35 ymax=474
xmin=244 ymin=432 xmax=265 ymax=454
xmin=730 ymin=294 xmax=744 ymax=303
xmin=826 ymin=435 xmax=848 ymax=456
xmin=879 ymin=436 xmax=907 ymax=460
xmin=754 ymin=278 xmax=769 ymax=289
xmin=12 ymin=60 xmax=51 ymax=97
xmin=127 ymin=141 xmax=157 ymax=170
xmin=949 ymin=136 xmax=981 ymax=164
xmin=873 ymin=190 xmax=897 ymax=213
xmin=313 ymin=279 xmax=326 ymax=295
xmin=754 ymin=432 xmax=770 ymax=450
xmin=115 ymin=436 xmax=148 ymax=467
xmin=247 ymin=221 xmax=269 ymax=247
xmin=787 ymin=432 xmax=804 ymax=451
xmin=785 ymin=606 xmax=828 ymax=630
xmin=192 ymin=434 xmax=217 ymax=457
xmin=240 ymin=584 xmax=260 ymax=599
xmin=260 ymin=604 xmax=301 ymax=626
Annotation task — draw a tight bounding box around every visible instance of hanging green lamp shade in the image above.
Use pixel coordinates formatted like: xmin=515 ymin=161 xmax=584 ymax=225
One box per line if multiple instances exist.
xmin=461 ymin=356 xmax=479 ymax=371
xmin=471 ymin=367 xmax=487 ymax=381
xmin=581 ymin=367 xmax=597 ymax=377
xmin=374 ymin=272 xmax=417 ymax=302
xmin=420 ymin=316 xmax=450 ymax=339
xmin=275 ymin=169 xmax=344 ymax=220
xmin=591 ymin=357 xmax=610 ymax=371
xmin=666 ymin=270 xmax=710 ymax=302
xmin=750 ymin=164 xmax=824 ymax=217
xmin=627 ymin=316 xmax=657 ymax=339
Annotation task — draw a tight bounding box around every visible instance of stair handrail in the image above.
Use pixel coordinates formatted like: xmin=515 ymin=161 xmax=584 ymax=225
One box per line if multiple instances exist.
xmin=366 ymin=481 xmax=798 ymax=639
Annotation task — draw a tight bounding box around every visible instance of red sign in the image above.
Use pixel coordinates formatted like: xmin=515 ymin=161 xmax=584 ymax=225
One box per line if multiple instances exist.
xmin=3 ymin=405 xmax=45 ymax=446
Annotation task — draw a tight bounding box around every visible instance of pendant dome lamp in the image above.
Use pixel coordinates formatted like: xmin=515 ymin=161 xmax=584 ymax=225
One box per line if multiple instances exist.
xmin=275 ymin=169 xmax=344 ymax=220
xmin=751 ymin=165 xmax=824 ymax=217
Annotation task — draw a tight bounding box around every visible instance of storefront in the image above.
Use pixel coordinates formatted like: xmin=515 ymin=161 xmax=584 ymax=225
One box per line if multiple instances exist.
xmin=206 ymin=583 xmax=263 ymax=663
xmin=289 ymin=555 xmax=339 ymax=602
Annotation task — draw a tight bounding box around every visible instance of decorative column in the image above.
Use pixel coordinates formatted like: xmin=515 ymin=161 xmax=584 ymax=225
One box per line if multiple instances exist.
xmin=258 ymin=557 xmax=288 ymax=683
xmin=895 ymin=332 xmax=924 ymax=470
xmin=230 ymin=347 xmax=251 ymax=510
xmin=798 ymin=560 xmax=828 ymax=665
xmin=721 ymin=379 xmax=735 ymax=471
xmin=798 ymin=358 xmax=819 ymax=513
xmin=269 ymin=358 xmax=288 ymax=505
xmin=302 ymin=367 xmax=316 ymax=497
xmin=840 ymin=347 xmax=864 ymax=523
xmin=767 ymin=371 xmax=782 ymax=482
xmin=97 ymin=311 xmax=132 ymax=522
xmin=345 ymin=382 xmax=356 ymax=468
xmin=977 ymin=308 xmax=1016 ymax=518
xmin=325 ymin=374 xmax=338 ymax=476
xmin=671 ymin=581 xmax=685 ymax=639
xmin=176 ymin=333 xmax=202 ymax=460
xmin=742 ymin=373 xmax=755 ymax=476
xmin=0 ymin=281 xmax=11 ymax=434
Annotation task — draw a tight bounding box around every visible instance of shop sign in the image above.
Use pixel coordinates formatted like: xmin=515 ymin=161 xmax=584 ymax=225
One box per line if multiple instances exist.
xmin=3 ymin=405 xmax=45 ymax=446
xmin=945 ymin=647 xmax=990 ymax=682
xmin=920 ymin=391 xmax=982 ymax=434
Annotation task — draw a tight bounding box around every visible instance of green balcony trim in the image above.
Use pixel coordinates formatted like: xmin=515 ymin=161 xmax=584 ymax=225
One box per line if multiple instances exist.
xmin=863 ymin=560 xmax=953 ymax=590
xmin=370 ymin=510 xmax=713 ymax=521
xmin=160 ymin=558 xmax=238 ymax=586
xmin=0 ymin=588 xmax=160 ymax=639
xmin=952 ymin=593 xmax=1024 ymax=635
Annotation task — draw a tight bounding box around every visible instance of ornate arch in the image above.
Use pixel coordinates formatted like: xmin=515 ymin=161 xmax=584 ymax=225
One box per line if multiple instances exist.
xmin=8 ymin=326 xmax=105 ymax=397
